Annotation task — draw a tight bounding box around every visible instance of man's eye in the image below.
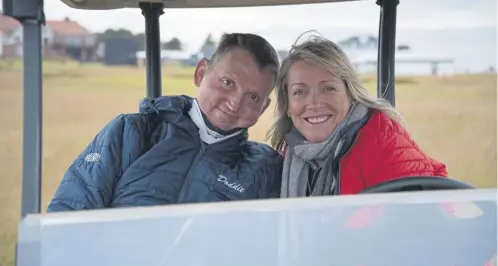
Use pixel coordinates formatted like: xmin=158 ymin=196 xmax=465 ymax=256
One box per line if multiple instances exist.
xmin=221 ymin=78 xmax=233 ymax=88
xmin=248 ymin=94 xmax=260 ymax=102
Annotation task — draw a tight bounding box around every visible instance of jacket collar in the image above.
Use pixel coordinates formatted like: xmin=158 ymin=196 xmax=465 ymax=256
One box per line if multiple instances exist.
xmin=139 ymin=95 xmax=248 ymax=155
xmin=188 ymin=98 xmax=245 ymax=145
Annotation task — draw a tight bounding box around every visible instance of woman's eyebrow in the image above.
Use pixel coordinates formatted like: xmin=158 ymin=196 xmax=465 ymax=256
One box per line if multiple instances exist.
xmin=319 ymin=79 xmax=340 ymax=85
xmin=289 ymin=82 xmax=306 ymax=88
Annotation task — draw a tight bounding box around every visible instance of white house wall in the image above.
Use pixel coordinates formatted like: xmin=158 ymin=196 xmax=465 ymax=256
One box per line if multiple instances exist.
xmin=3 ymin=27 xmax=21 ymax=45
xmin=0 ymin=31 xmax=3 ymax=57
xmin=43 ymin=27 xmax=54 ymax=46
xmin=4 ymin=25 xmax=54 ymax=57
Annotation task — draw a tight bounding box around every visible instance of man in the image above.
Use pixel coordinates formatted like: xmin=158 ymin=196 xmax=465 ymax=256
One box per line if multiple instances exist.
xmin=47 ymin=33 xmax=283 ymax=211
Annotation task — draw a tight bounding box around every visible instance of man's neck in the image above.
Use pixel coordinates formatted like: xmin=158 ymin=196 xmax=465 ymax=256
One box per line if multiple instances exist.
xmin=188 ymin=99 xmax=244 ymax=145
xmin=200 ymin=111 xmax=242 ymax=136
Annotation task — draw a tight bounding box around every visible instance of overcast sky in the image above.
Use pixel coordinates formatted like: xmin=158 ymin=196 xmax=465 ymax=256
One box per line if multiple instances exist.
xmin=2 ymin=0 xmax=496 ymax=51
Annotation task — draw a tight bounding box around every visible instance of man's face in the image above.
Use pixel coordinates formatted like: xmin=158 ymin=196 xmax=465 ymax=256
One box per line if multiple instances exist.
xmin=194 ymin=48 xmax=274 ymax=131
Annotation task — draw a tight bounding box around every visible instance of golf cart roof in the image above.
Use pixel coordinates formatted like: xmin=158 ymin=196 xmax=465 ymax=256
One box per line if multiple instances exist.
xmin=61 ymin=0 xmax=364 ymax=10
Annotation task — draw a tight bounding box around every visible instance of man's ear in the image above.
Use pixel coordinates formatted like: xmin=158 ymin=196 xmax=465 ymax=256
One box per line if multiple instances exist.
xmin=260 ymin=97 xmax=271 ymax=115
xmin=194 ymin=58 xmax=209 ymax=87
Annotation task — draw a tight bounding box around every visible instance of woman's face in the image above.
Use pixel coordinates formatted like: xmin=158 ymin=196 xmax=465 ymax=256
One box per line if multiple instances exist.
xmin=286 ymin=60 xmax=351 ymax=143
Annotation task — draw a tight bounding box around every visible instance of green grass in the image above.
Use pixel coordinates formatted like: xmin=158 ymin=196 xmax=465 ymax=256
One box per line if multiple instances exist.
xmin=0 ymin=60 xmax=496 ymax=266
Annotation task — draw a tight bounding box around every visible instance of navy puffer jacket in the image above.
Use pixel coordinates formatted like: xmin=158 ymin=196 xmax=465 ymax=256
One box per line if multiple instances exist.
xmin=47 ymin=95 xmax=283 ymax=212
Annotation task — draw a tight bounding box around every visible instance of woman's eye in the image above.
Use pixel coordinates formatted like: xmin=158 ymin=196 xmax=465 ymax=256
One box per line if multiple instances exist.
xmin=292 ymin=90 xmax=304 ymax=96
xmin=324 ymin=86 xmax=336 ymax=92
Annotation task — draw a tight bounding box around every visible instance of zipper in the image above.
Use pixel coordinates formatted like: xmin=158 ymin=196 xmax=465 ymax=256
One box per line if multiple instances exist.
xmin=332 ymin=135 xmax=359 ymax=195
xmin=176 ymin=140 xmax=208 ymax=203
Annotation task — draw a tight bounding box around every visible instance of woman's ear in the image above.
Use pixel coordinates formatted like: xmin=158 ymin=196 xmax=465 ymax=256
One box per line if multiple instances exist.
xmin=194 ymin=58 xmax=209 ymax=87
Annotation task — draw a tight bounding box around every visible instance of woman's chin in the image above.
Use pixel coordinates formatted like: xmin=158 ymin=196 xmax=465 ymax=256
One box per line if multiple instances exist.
xmin=303 ymin=127 xmax=336 ymax=143
xmin=305 ymin=134 xmax=330 ymax=143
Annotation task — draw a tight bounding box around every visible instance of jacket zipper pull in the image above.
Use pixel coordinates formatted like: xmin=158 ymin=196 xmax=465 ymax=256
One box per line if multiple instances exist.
xmin=200 ymin=142 xmax=208 ymax=154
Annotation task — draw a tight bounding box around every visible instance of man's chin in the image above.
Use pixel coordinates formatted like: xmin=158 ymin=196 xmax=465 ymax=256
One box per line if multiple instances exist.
xmin=212 ymin=115 xmax=253 ymax=131
xmin=212 ymin=116 xmax=239 ymax=130
xmin=211 ymin=120 xmax=238 ymax=131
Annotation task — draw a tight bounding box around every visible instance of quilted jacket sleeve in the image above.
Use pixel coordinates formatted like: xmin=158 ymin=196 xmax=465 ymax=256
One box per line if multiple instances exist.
xmin=362 ymin=124 xmax=448 ymax=188
xmin=47 ymin=114 xmax=143 ymax=212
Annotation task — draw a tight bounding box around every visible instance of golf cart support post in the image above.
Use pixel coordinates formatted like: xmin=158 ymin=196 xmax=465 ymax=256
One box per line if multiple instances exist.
xmin=3 ymin=0 xmax=45 ymax=218
xmin=377 ymin=0 xmax=398 ymax=106
xmin=3 ymin=0 xmax=398 ymax=263
xmin=140 ymin=2 xmax=164 ymax=98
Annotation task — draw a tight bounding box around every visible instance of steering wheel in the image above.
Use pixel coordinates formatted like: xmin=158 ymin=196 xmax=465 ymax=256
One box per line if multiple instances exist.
xmin=325 ymin=176 xmax=490 ymax=266
xmin=359 ymin=176 xmax=475 ymax=194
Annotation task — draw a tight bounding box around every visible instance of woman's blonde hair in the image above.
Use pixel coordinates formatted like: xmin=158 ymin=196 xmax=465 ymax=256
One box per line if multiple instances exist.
xmin=267 ymin=32 xmax=404 ymax=151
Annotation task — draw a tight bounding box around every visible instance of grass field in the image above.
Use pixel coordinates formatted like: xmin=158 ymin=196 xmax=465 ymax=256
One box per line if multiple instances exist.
xmin=0 ymin=60 xmax=496 ymax=266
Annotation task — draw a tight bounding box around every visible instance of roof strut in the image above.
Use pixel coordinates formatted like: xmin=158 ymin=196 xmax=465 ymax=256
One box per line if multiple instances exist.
xmin=2 ymin=0 xmax=45 ymax=265
xmin=376 ymin=0 xmax=398 ymax=107
xmin=139 ymin=2 xmax=164 ymax=98
xmin=2 ymin=0 xmax=46 ymax=218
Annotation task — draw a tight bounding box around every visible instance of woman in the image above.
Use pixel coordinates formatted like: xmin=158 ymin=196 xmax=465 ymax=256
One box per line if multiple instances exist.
xmin=267 ymin=35 xmax=448 ymax=197
xmin=265 ymin=35 xmax=496 ymax=266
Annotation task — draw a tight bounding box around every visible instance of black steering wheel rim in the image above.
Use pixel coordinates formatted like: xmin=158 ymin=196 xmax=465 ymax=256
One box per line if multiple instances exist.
xmin=332 ymin=176 xmax=492 ymax=266
xmin=359 ymin=176 xmax=475 ymax=194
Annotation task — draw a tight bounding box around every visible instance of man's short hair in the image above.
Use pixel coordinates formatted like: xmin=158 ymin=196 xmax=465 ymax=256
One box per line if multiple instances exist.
xmin=208 ymin=33 xmax=280 ymax=89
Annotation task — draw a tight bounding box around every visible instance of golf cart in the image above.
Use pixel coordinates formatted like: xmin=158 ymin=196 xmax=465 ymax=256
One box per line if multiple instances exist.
xmin=3 ymin=0 xmax=496 ymax=265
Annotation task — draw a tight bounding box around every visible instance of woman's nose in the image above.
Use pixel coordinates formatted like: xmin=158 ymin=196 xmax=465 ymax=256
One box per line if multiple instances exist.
xmin=306 ymin=90 xmax=323 ymax=108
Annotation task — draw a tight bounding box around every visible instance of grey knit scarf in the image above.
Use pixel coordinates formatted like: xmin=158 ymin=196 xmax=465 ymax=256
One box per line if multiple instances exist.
xmin=281 ymin=102 xmax=370 ymax=197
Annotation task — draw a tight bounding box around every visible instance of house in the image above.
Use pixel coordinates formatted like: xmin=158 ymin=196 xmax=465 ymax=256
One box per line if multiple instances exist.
xmin=0 ymin=11 xmax=21 ymax=59
xmin=44 ymin=17 xmax=97 ymax=61
xmin=0 ymin=14 xmax=97 ymax=61
xmin=0 ymin=31 xmax=3 ymax=57
xmin=103 ymin=37 xmax=138 ymax=66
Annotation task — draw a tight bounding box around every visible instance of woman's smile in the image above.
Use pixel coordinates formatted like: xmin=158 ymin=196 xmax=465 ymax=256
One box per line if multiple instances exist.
xmin=303 ymin=115 xmax=332 ymax=125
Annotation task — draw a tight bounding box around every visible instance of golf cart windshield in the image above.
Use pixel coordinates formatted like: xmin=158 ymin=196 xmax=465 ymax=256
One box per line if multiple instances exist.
xmin=17 ymin=189 xmax=497 ymax=266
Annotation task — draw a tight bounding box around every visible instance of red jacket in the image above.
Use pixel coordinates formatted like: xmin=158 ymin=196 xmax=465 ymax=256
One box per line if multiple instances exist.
xmin=281 ymin=111 xmax=494 ymax=264
xmin=338 ymin=110 xmax=448 ymax=194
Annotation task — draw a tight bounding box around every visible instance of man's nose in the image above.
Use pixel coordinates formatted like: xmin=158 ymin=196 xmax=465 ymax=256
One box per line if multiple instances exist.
xmin=226 ymin=94 xmax=243 ymax=112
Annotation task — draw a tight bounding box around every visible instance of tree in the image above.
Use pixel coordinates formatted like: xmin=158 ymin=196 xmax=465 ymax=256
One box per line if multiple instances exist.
xmin=96 ymin=28 xmax=134 ymax=42
xmin=97 ymin=29 xmax=146 ymax=50
xmin=202 ymin=33 xmax=216 ymax=48
xmin=134 ymin=33 xmax=145 ymax=51
xmin=397 ymin=44 xmax=410 ymax=51
xmin=162 ymin=37 xmax=182 ymax=50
